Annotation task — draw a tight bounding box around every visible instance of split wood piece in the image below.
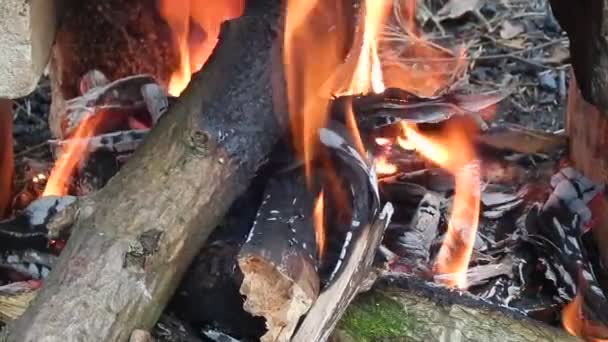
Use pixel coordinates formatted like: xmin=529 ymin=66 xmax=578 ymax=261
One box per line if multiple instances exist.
xmin=238 ymin=172 xmax=320 ymax=342
xmin=392 ymin=193 xmax=441 ymax=264
xmin=332 ymin=276 xmax=577 ymax=342
xmin=291 ymin=203 xmax=394 ymax=342
xmin=0 ymin=99 xmax=12 ymax=217
xmin=548 ymin=0 xmax=608 ymax=111
xmin=6 ymin=1 xmax=284 ymax=340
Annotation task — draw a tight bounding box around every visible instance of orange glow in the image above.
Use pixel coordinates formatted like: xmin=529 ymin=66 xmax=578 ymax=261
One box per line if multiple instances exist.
xmin=562 ymin=291 xmax=608 ymax=341
xmin=313 ymin=191 xmax=326 ymax=262
xmin=400 ymin=122 xmax=480 ymax=289
xmin=159 ymin=0 xmax=244 ymax=96
xmin=375 ymin=156 xmax=398 ymax=176
xmin=43 ymin=114 xmax=105 ymax=196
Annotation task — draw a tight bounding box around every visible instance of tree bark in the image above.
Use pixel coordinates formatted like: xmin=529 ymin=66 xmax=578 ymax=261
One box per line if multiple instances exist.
xmin=332 ymin=278 xmax=577 ymax=342
xmin=7 ymin=1 xmax=284 ymax=340
xmin=0 ymin=99 xmax=12 ymax=218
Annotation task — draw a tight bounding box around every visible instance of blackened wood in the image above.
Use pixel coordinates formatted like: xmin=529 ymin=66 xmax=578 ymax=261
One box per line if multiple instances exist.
xmin=548 ymin=0 xmax=608 ymax=112
xmin=0 ymin=99 xmax=12 ymax=218
xmin=7 ymin=2 xmax=283 ymax=340
xmin=238 ymin=171 xmax=320 ymax=342
xmin=392 ymin=193 xmax=440 ymax=264
xmin=291 ymin=203 xmax=393 ymax=342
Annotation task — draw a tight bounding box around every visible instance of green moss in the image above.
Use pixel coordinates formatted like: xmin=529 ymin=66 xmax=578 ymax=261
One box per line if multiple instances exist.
xmin=338 ymin=291 xmax=414 ymax=341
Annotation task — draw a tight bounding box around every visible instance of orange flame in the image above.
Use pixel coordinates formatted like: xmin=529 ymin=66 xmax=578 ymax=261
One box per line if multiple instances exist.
xmin=43 ymin=113 xmax=105 ymax=196
xmin=562 ymin=290 xmax=608 ymax=341
xmin=375 ymin=156 xmax=398 ymax=176
xmin=314 ymin=191 xmax=326 ymax=261
xmin=399 ymin=122 xmax=480 ymax=289
xmin=159 ymin=0 xmax=244 ymax=96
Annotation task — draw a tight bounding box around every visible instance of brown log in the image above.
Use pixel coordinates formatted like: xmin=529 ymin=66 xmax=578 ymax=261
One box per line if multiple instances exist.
xmin=238 ymin=171 xmax=320 ymax=342
xmin=0 ymin=99 xmax=12 ymax=217
xmin=292 ymin=203 xmax=394 ymax=342
xmin=6 ymin=1 xmax=283 ymax=340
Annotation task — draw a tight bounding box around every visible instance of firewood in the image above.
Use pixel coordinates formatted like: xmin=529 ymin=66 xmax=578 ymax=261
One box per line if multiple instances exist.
xmin=292 ymin=203 xmax=393 ymax=342
xmin=331 ymin=276 xmax=577 ymax=342
xmin=6 ymin=1 xmax=284 ymax=340
xmin=0 ymin=99 xmax=12 ymax=217
xmin=238 ymin=171 xmax=320 ymax=342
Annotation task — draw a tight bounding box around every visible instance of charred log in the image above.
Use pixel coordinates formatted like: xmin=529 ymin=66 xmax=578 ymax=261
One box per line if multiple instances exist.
xmin=7 ymin=1 xmax=284 ymax=340
xmin=238 ymin=171 xmax=320 ymax=342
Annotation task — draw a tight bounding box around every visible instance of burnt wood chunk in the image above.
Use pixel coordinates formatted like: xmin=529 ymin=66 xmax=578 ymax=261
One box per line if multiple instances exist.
xmin=7 ymin=1 xmax=284 ymax=341
xmin=238 ymin=171 xmax=320 ymax=342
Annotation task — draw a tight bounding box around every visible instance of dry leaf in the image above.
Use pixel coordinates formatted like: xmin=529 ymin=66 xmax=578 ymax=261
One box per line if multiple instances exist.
xmin=499 ymin=20 xmax=525 ymax=40
xmin=542 ymin=44 xmax=570 ymax=65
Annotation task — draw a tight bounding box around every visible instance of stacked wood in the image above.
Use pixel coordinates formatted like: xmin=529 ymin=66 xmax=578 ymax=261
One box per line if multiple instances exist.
xmin=5 ymin=1 xmax=284 ymax=340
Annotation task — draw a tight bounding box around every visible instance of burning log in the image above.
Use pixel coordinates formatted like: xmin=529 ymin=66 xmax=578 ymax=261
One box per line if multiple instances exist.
xmin=238 ymin=171 xmax=320 ymax=342
xmin=331 ymin=276 xmax=577 ymax=341
xmin=6 ymin=1 xmax=284 ymax=340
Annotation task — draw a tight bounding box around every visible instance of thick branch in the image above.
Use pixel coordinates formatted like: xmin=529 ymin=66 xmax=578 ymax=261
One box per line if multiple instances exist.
xmin=8 ymin=2 xmax=283 ymax=341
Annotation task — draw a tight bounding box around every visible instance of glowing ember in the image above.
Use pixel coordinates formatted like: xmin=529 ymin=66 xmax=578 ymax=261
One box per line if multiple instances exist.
xmin=43 ymin=114 xmax=105 ymax=196
xmin=159 ymin=0 xmax=244 ymax=96
xmin=313 ymin=191 xmax=326 ymax=261
xmin=400 ymin=122 xmax=480 ymax=289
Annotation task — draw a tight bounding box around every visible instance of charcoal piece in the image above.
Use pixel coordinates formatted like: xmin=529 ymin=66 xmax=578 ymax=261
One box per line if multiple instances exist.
xmin=481 ymin=191 xmax=523 ymax=219
xmin=50 ymin=129 xmax=150 ymax=157
xmin=0 ymin=196 xmax=76 ymax=252
xmin=75 ymin=150 xmax=121 ymax=196
xmin=381 ymin=168 xmax=454 ymax=193
xmin=527 ymin=205 xmax=608 ymax=337
xmin=391 ymin=193 xmax=441 ymax=266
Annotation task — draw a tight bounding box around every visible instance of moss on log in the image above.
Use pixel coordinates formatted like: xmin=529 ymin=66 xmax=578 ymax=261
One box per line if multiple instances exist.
xmin=332 ymin=286 xmax=576 ymax=342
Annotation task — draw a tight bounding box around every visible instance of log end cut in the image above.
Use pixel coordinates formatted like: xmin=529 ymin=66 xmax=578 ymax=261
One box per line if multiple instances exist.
xmin=239 ymin=254 xmax=319 ymax=342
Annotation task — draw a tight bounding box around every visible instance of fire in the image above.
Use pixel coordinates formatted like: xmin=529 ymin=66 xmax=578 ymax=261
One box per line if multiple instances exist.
xmin=43 ymin=114 xmax=105 ymax=196
xmin=159 ymin=0 xmax=244 ymax=96
xmin=375 ymin=156 xmax=398 ymax=176
xmin=400 ymin=122 xmax=481 ymax=289
xmin=562 ymin=289 xmax=608 ymax=341
xmin=313 ymin=191 xmax=326 ymax=261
